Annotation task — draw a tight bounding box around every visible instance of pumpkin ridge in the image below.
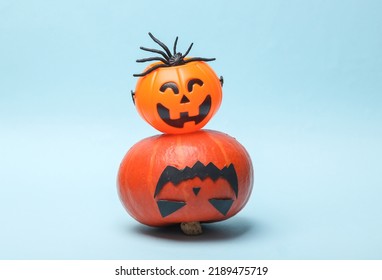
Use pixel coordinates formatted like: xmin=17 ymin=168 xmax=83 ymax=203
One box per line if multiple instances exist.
xmin=175 ymin=66 xmax=183 ymax=101
xmin=149 ymin=69 xmax=159 ymax=121
xmin=138 ymin=69 xmax=159 ymax=126
xmin=194 ymin=62 xmax=210 ymax=85
xmin=195 ymin=61 xmax=219 ymax=94
xmin=148 ymin=134 xmax=162 ymax=193
xmin=204 ymin=130 xmax=230 ymax=168
xmin=176 ymin=134 xmax=189 ymax=199
xmin=194 ymin=62 xmax=221 ymax=117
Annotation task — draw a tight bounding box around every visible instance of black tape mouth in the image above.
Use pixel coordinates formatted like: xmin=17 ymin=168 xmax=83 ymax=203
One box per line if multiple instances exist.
xmin=154 ymin=161 xmax=238 ymax=198
xmin=156 ymin=95 xmax=211 ymax=128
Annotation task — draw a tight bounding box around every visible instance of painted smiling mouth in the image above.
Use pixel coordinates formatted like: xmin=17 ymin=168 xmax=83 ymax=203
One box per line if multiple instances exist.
xmin=156 ymin=95 xmax=211 ymax=128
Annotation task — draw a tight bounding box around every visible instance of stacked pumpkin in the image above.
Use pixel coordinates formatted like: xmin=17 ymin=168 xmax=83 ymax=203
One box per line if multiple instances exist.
xmin=117 ymin=33 xmax=254 ymax=235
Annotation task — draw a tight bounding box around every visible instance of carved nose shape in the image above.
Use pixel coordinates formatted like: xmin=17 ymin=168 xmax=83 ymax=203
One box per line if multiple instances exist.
xmin=180 ymin=95 xmax=190 ymax=103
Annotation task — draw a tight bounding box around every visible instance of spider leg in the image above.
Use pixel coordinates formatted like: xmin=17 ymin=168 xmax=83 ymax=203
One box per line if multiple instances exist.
xmin=140 ymin=46 xmax=169 ymax=60
xmin=173 ymin=36 xmax=179 ymax=55
xmin=136 ymin=56 xmax=169 ymax=65
xmin=183 ymin=57 xmax=216 ymax=63
xmin=148 ymin=32 xmax=172 ymax=58
xmin=133 ymin=63 xmax=170 ymax=77
xmin=181 ymin=43 xmax=194 ymax=59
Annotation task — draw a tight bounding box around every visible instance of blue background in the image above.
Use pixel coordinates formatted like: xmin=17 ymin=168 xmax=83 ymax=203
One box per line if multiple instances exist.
xmin=1 ymin=0 xmax=381 ymax=259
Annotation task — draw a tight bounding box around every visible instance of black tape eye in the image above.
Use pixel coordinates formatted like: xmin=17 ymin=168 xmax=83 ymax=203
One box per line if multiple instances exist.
xmin=157 ymin=200 xmax=186 ymax=217
xmin=209 ymin=199 xmax=234 ymax=216
xmin=187 ymin=79 xmax=203 ymax=92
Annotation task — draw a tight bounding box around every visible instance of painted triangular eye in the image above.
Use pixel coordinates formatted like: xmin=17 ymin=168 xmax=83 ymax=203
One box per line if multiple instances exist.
xmin=157 ymin=200 xmax=186 ymax=217
xmin=209 ymin=199 xmax=234 ymax=216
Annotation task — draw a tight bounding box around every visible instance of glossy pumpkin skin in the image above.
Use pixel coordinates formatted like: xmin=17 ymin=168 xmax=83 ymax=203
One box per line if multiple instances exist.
xmin=133 ymin=61 xmax=222 ymax=134
xmin=117 ymin=130 xmax=253 ymax=227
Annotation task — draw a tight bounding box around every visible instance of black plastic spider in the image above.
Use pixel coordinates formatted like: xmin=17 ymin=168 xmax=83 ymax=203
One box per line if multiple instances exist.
xmin=133 ymin=32 xmax=216 ymax=77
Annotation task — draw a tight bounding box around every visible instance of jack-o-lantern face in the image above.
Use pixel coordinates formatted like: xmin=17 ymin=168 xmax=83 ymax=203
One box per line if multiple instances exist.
xmin=157 ymin=78 xmax=211 ymax=129
xmin=117 ymin=130 xmax=254 ymax=227
xmin=154 ymin=161 xmax=238 ymax=218
xmin=132 ymin=33 xmax=223 ymax=134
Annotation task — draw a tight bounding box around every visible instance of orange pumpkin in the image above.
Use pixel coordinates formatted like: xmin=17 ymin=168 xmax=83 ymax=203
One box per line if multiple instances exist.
xmin=132 ymin=33 xmax=223 ymax=134
xmin=117 ymin=130 xmax=253 ymax=232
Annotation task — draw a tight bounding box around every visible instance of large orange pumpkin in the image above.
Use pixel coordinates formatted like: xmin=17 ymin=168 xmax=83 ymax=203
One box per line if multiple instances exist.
xmin=117 ymin=130 xmax=253 ymax=233
xmin=132 ymin=33 xmax=223 ymax=134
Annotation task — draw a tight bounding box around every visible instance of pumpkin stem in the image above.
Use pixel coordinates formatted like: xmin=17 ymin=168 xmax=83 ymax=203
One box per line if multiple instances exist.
xmin=134 ymin=33 xmax=216 ymax=77
xmin=180 ymin=222 xmax=203 ymax=235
